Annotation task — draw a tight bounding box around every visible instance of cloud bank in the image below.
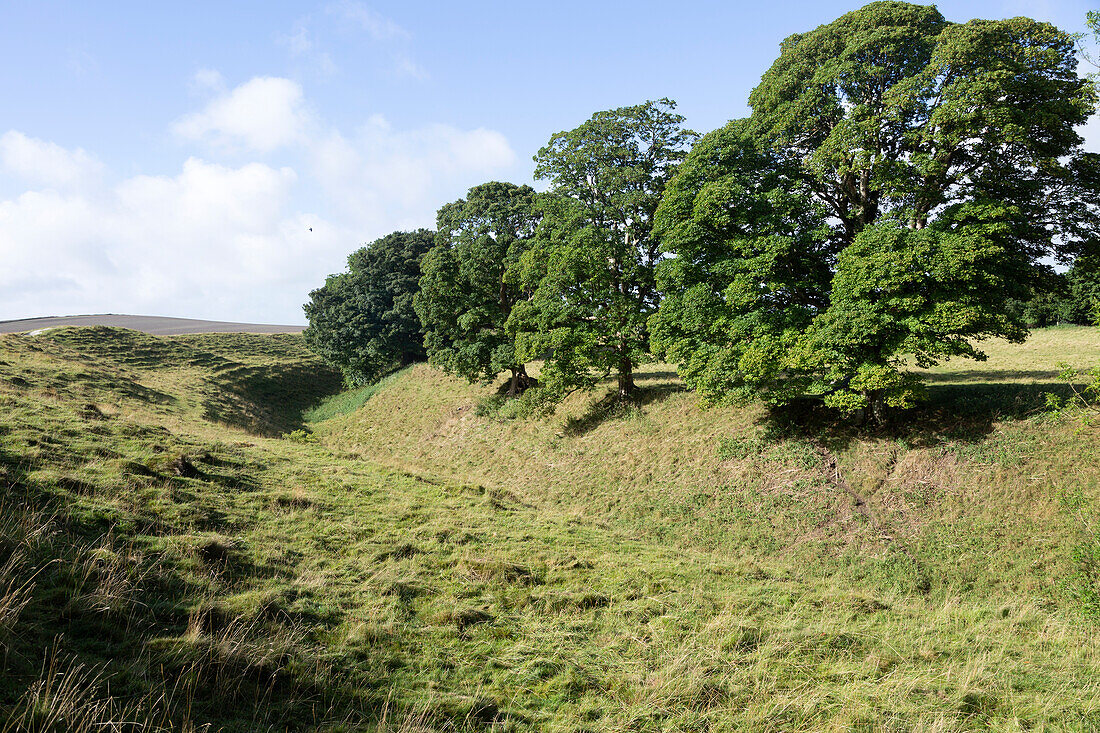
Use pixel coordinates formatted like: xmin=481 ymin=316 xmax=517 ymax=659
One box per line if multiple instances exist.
xmin=1 ymin=75 xmax=516 ymax=324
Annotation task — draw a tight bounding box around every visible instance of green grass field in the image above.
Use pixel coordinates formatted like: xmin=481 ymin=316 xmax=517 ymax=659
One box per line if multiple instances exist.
xmin=1 ymin=326 xmax=1099 ymax=731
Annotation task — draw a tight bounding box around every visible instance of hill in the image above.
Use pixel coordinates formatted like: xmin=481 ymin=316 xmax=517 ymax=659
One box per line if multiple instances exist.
xmin=0 ymin=326 xmax=1098 ymax=730
xmin=0 ymin=314 xmax=305 ymax=335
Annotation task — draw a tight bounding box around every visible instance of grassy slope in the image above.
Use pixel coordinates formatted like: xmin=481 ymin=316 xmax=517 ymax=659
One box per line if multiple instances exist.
xmin=312 ymin=327 xmax=1100 ymax=729
xmin=1 ymin=326 xmax=1098 ymax=730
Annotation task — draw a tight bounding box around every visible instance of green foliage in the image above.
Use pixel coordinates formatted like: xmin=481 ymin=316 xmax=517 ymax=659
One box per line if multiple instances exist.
xmin=650 ymin=121 xmax=832 ymax=405
xmin=282 ymin=428 xmax=317 ymax=443
xmin=1009 ymin=255 xmax=1100 ymax=327
xmin=1081 ymin=10 xmax=1100 ymax=78
xmin=508 ymin=99 xmax=697 ymax=402
xmin=1045 ymin=359 xmax=1100 ymax=426
xmin=303 ymin=229 xmax=435 ymax=385
xmin=1044 ymin=300 xmax=1100 ymax=423
xmin=794 ymin=222 xmax=1028 ymax=413
xmin=656 ymin=2 xmax=1100 ymax=417
xmin=1065 ymin=248 xmax=1100 ymax=325
xmin=1061 ymin=488 xmax=1100 ymax=618
xmin=474 ymin=389 xmax=544 ymax=421
xmin=1069 ymin=534 xmax=1100 ymax=618
xmin=748 ymin=3 xmax=1097 ymax=250
xmin=416 ymin=182 xmax=540 ymax=394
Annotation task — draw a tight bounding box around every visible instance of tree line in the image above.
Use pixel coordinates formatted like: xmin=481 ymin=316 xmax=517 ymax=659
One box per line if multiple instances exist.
xmin=304 ymin=1 xmax=1100 ymax=420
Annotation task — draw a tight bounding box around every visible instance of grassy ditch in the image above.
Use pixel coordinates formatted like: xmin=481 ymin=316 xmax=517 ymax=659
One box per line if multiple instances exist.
xmin=0 ymin=327 xmax=1098 ymax=730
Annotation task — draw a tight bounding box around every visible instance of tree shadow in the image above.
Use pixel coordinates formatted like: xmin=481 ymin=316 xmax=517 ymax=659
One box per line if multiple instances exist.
xmin=922 ymin=369 xmax=1062 ymax=384
xmin=635 ymin=370 xmax=681 ymax=381
xmin=563 ymin=382 xmax=687 ymax=437
xmin=202 ymin=361 xmax=343 ymax=437
xmin=758 ymin=380 xmax=1078 ymax=451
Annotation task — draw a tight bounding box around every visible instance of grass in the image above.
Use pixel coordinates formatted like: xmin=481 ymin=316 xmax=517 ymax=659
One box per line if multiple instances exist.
xmin=303 ymin=369 xmax=407 ymax=423
xmin=1 ymin=326 xmax=1099 ymax=730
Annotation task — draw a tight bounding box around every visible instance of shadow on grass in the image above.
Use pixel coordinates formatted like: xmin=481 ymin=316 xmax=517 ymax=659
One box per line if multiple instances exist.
xmin=759 ymin=380 xmax=1080 ymax=452
xmin=564 ymin=382 xmax=687 ymax=437
xmin=0 ymin=442 xmax=397 ymax=731
xmin=203 ymin=361 xmax=343 ymax=437
xmin=922 ymin=369 xmax=1063 ymax=384
xmin=635 ymin=370 xmax=681 ymax=381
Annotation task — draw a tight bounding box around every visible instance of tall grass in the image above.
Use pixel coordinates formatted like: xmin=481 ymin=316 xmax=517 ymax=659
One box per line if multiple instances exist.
xmin=2 ymin=327 xmax=1100 ymax=729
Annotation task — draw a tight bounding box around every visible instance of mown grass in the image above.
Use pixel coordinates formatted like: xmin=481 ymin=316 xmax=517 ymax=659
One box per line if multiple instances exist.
xmin=0 ymin=326 xmax=1098 ymax=730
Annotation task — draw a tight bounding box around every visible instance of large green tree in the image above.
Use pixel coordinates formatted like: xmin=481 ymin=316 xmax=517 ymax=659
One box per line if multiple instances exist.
xmin=415 ymin=182 xmax=541 ymax=396
xmin=508 ymin=99 xmax=697 ymax=401
xmin=655 ymin=2 xmax=1099 ymax=417
xmin=303 ymin=229 xmax=435 ymax=385
xmin=650 ymin=121 xmax=834 ymax=405
xmin=747 ymin=3 xmax=1096 ymax=246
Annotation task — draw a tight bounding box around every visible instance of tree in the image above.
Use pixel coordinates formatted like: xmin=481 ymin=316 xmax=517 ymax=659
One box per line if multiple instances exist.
xmin=747 ymin=3 xmax=1096 ymax=247
xmin=415 ymin=182 xmax=541 ymax=396
xmin=1067 ymin=246 xmax=1100 ymax=324
xmin=650 ymin=121 xmax=833 ymax=405
xmin=303 ymin=229 xmax=435 ymax=385
xmin=656 ymin=2 xmax=1100 ymax=417
xmin=1080 ymin=10 xmax=1100 ymax=77
xmin=790 ymin=222 xmax=1031 ymax=418
xmin=507 ymin=99 xmax=697 ymax=402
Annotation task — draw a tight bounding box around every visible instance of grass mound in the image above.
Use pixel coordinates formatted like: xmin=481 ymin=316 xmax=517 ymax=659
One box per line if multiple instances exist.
xmin=0 ymin=326 xmax=1099 ymax=730
xmin=34 ymin=327 xmax=342 ymax=437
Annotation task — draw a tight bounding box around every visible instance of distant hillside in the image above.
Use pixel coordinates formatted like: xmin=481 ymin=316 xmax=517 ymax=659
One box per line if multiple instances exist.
xmin=0 ymin=313 xmax=304 ymax=335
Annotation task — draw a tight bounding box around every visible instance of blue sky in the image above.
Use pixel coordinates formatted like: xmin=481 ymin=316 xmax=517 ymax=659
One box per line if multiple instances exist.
xmin=1 ymin=0 xmax=1096 ymax=324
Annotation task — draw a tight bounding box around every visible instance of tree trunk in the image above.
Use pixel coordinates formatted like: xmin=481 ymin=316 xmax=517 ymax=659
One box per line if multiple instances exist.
xmin=617 ymin=354 xmax=635 ymax=398
xmin=506 ymin=365 xmax=533 ymax=398
xmin=863 ymin=389 xmax=887 ymax=425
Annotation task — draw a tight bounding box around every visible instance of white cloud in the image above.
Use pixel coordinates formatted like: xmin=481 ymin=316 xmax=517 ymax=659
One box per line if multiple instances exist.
xmin=1 ymin=75 xmax=517 ymax=323
xmin=309 ymin=115 xmax=515 ymax=231
xmin=317 ymin=2 xmax=426 ymax=79
xmin=0 ymin=131 xmax=103 ymax=191
xmin=394 ymin=54 xmax=429 ymax=81
xmin=0 ymin=156 xmax=353 ymax=323
xmin=282 ymin=22 xmax=313 ymax=56
xmin=173 ymin=77 xmax=311 ymax=153
xmin=67 ymin=47 xmax=97 ymax=77
xmin=189 ymin=68 xmax=226 ymax=95
xmin=329 ymin=1 xmax=409 ymax=40
xmin=278 ymin=16 xmax=340 ymax=77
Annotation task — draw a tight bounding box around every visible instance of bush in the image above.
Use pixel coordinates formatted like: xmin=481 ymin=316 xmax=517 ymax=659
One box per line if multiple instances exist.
xmin=282 ymin=429 xmax=317 ymax=444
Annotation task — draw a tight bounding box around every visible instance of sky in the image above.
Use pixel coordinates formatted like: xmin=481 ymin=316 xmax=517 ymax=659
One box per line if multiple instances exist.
xmin=1 ymin=0 xmax=1097 ymax=325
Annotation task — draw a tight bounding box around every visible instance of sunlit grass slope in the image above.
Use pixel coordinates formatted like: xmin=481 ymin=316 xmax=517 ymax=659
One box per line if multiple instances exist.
xmin=0 ymin=325 xmax=1098 ymax=731
xmin=311 ymin=327 xmax=1100 ymax=729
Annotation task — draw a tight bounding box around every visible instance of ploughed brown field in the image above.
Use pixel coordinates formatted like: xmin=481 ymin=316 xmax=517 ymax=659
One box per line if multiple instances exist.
xmin=0 ymin=313 xmax=304 ymax=335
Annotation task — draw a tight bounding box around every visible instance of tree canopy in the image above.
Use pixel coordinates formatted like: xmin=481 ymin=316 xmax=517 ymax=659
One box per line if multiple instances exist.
xmin=747 ymin=3 xmax=1097 ymax=248
xmin=415 ymin=182 xmax=541 ymax=395
xmin=508 ymin=99 xmax=697 ymax=401
xmin=303 ymin=229 xmax=435 ymax=385
xmin=650 ymin=121 xmax=832 ymax=405
xmin=303 ymin=3 xmax=1099 ymax=423
xmin=655 ymin=2 xmax=1100 ymax=417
